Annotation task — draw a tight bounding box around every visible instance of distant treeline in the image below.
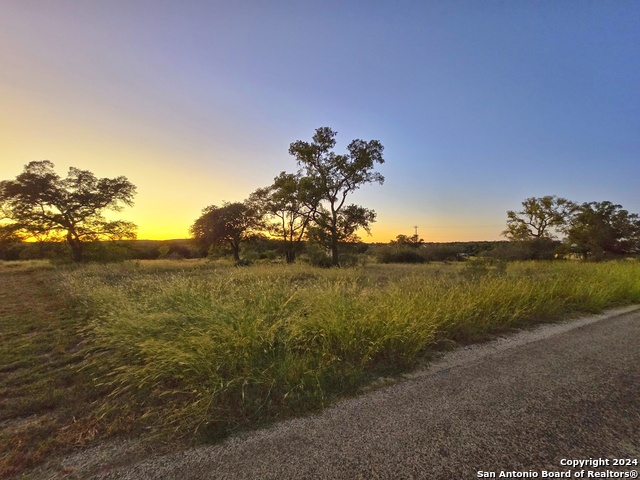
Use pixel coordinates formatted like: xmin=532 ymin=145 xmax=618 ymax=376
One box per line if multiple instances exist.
xmin=0 ymin=237 xmax=537 ymax=264
xmin=4 ymin=235 xmax=638 ymax=264
xmin=0 ymin=239 xmax=200 ymax=263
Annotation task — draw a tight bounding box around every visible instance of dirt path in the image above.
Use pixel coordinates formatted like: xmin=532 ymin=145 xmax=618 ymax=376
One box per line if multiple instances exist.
xmin=78 ymin=306 xmax=640 ymax=479
xmin=0 ymin=269 xmax=72 ymax=476
xmin=0 ymin=268 xmax=105 ymax=479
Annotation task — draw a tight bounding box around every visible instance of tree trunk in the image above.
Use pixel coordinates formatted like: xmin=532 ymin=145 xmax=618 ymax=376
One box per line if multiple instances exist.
xmin=66 ymin=231 xmax=83 ymax=262
xmin=330 ymin=211 xmax=339 ymax=266
xmin=230 ymin=240 xmax=241 ymax=262
xmin=285 ymin=249 xmax=296 ymax=263
xmin=331 ymin=242 xmax=339 ymax=266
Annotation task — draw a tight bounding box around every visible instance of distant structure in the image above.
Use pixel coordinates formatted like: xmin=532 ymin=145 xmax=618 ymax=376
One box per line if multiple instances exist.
xmin=413 ymin=225 xmax=419 ymax=237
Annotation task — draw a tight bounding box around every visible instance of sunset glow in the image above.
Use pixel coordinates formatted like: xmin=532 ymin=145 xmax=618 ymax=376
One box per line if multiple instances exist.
xmin=2 ymin=2 xmax=638 ymax=243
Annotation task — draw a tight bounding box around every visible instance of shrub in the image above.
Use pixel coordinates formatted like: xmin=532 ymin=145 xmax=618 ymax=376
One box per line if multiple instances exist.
xmin=306 ymin=244 xmax=334 ymax=268
xmin=485 ymin=238 xmax=560 ymax=261
xmin=377 ymin=246 xmax=427 ymax=264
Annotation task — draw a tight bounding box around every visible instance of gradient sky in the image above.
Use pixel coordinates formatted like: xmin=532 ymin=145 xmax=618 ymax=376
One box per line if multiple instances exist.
xmin=2 ymin=1 xmax=638 ymax=242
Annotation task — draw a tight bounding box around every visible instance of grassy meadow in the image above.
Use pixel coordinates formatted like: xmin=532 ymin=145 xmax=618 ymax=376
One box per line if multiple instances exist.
xmin=2 ymin=258 xmax=640 ymax=476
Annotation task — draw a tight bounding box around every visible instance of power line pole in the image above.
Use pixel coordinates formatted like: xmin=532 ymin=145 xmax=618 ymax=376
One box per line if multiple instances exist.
xmin=413 ymin=225 xmax=419 ymax=237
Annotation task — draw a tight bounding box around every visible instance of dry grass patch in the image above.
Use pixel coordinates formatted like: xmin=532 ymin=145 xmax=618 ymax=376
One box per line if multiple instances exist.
xmin=61 ymin=260 xmax=640 ymax=443
xmin=0 ymin=269 xmax=106 ymax=478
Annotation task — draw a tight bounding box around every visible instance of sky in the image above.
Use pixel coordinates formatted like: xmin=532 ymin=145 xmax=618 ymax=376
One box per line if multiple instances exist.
xmin=1 ymin=1 xmax=638 ymax=242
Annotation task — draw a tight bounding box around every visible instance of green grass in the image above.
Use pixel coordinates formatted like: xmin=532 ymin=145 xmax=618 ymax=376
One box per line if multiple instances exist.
xmin=2 ymin=259 xmax=639 ymax=477
xmin=60 ymin=259 xmax=640 ymax=441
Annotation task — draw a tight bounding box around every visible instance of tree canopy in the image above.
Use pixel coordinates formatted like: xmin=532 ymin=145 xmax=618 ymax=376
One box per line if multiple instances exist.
xmin=503 ymin=195 xmax=573 ymax=240
xmin=390 ymin=233 xmax=424 ymax=247
xmin=0 ymin=160 xmax=137 ymax=262
xmin=249 ymin=172 xmax=321 ymax=263
xmin=503 ymin=195 xmax=640 ymax=260
xmin=565 ymin=201 xmax=640 ymax=260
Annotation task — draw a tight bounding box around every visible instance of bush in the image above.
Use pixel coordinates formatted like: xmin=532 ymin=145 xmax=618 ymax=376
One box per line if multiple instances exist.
xmin=159 ymin=243 xmax=193 ymax=259
xmin=0 ymin=243 xmax=23 ymax=261
xmin=377 ymin=246 xmax=427 ymax=264
xmin=130 ymin=245 xmax=162 ymax=260
xmin=338 ymin=253 xmax=366 ymax=267
xmin=422 ymin=244 xmax=464 ymax=262
xmin=307 ymin=249 xmax=334 ymax=268
xmin=484 ymin=238 xmax=560 ymax=261
xmin=461 ymin=258 xmax=507 ymax=280
xmin=18 ymin=242 xmax=69 ymax=261
xmin=235 ymin=258 xmax=253 ymax=267
xmin=83 ymin=242 xmax=135 ymax=263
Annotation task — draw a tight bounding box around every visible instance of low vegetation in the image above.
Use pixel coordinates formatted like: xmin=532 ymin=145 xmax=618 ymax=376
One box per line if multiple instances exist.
xmin=63 ymin=260 xmax=640 ymax=438
xmin=3 ymin=258 xmax=639 ymax=477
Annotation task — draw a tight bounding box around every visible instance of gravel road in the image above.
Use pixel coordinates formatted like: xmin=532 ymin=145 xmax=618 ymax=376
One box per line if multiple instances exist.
xmin=46 ymin=306 xmax=640 ymax=479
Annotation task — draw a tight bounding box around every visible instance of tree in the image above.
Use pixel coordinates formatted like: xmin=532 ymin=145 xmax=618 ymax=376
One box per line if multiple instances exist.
xmin=503 ymin=195 xmax=574 ymax=240
xmin=564 ymin=201 xmax=640 ymax=260
xmin=249 ymin=172 xmax=320 ymax=263
xmin=190 ymin=201 xmax=260 ymax=262
xmin=0 ymin=160 xmax=137 ymax=262
xmin=288 ymin=127 xmax=385 ymax=266
xmin=390 ymin=233 xmax=424 ymax=247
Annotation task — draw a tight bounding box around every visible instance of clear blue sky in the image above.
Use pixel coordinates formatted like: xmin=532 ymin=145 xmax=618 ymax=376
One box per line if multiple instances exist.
xmin=2 ymin=1 xmax=638 ymax=241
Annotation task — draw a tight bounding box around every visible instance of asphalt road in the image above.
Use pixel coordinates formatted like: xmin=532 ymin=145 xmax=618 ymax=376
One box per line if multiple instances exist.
xmin=90 ymin=307 xmax=640 ymax=479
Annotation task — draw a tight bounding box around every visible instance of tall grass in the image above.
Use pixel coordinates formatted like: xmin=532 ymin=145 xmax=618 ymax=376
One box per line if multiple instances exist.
xmin=62 ymin=260 xmax=640 ymax=440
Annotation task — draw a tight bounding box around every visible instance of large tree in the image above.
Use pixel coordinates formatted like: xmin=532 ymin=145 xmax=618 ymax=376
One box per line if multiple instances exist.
xmin=564 ymin=201 xmax=640 ymax=260
xmin=503 ymin=195 xmax=574 ymax=240
xmin=249 ymin=172 xmax=320 ymax=263
xmin=190 ymin=201 xmax=260 ymax=262
xmin=0 ymin=160 xmax=137 ymax=262
xmin=288 ymin=127 xmax=385 ymax=265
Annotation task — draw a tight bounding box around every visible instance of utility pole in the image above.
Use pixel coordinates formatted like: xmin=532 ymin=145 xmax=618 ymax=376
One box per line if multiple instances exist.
xmin=413 ymin=225 xmax=419 ymax=237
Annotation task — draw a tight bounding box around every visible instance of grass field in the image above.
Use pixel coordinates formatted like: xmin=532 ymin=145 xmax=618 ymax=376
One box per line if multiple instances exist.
xmin=2 ymin=258 xmax=639 ymax=477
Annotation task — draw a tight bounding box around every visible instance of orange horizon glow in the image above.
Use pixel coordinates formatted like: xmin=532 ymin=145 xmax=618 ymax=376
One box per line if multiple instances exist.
xmin=10 ymin=215 xmax=503 ymax=245
xmin=134 ymin=224 xmax=503 ymax=244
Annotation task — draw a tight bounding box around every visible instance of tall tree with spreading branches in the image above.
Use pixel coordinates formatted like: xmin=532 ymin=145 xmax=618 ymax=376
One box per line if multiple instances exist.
xmin=288 ymin=127 xmax=385 ymax=266
xmin=0 ymin=160 xmax=137 ymax=262
xmin=503 ymin=195 xmax=574 ymax=240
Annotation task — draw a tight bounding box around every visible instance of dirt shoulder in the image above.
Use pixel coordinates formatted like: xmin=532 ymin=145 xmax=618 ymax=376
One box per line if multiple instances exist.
xmin=1 ymin=269 xmax=89 ymax=478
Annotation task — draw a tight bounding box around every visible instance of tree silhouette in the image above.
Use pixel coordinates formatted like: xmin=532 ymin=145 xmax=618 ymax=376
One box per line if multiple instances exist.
xmin=0 ymin=161 xmax=137 ymax=262
xmin=288 ymin=127 xmax=385 ymax=266
xmin=190 ymin=201 xmax=261 ymax=262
